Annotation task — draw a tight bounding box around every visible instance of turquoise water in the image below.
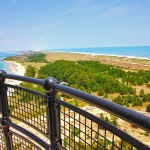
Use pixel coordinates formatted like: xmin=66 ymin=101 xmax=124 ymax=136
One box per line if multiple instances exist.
xmin=46 ymin=46 xmax=150 ymax=59
xmin=0 ymin=51 xmax=20 ymax=73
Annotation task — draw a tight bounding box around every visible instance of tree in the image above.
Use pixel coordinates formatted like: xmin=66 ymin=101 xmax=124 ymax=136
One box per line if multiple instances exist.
xmin=25 ymin=65 xmax=36 ymax=77
xmin=27 ymin=52 xmax=47 ymax=62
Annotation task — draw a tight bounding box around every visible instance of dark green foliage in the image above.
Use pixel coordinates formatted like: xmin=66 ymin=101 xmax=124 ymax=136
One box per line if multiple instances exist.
xmin=140 ymin=89 xmax=145 ymax=97
xmin=20 ymin=65 xmax=44 ymax=93
xmin=70 ymin=125 xmax=80 ymax=138
xmin=78 ymin=61 xmax=150 ymax=86
xmin=20 ymin=82 xmax=44 ymax=94
xmin=38 ymin=60 xmax=138 ymax=95
xmin=27 ymin=53 xmax=47 ymax=62
xmin=113 ymin=94 xmax=146 ymax=107
xmin=4 ymin=56 xmax=16 ymax=61
xmin=146 ymin=104 xmax=150 ymax=112
xmin=21 ymin=60 xmax=149 ymax=107
xmin=110 ymin=116 xmax=118 ymax=127
xmin=122 ymin=70 xmax=150 ymax=85
xmin=132 ymin=97 xmax=143 ymax=106
xmin=99 ymin=113 xmax=118 ymax=127
xmin=63 ymin=133 xmax=111 ymax=150
xmin=143 ymin=94 xmax=150 ymax=102
xmin=25 ymin=65 xmax=36 ymax=77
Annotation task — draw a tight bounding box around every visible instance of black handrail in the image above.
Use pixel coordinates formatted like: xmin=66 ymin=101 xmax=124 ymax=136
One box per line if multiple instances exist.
xmin=4 ymin=73 xmax=44 ymax=85
xmin=0 ymin=71 xmax=150 ymax=150
xmin=8 ymin=121 xmax=49 ymax=149
xmin=2 ymin=73 xmax=150 ymax=132
xmin=44 ymin=77 xmax=150 ymax=132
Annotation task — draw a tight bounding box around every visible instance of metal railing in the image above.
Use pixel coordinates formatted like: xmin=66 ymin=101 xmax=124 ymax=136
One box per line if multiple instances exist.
xmin=0 ymin=70 xmax=150 ymax=150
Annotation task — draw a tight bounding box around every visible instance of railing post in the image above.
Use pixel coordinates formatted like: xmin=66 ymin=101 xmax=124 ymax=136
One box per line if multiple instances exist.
xmin=0 ymin=70 xmax=13 ymax=150
xmin=43 ymin=77 xmax=62 ymax=150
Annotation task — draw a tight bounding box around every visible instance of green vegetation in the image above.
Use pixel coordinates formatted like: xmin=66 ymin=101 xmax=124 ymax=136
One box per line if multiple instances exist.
xmin=25 ymin=65 xmax=36 ymax=77
xmin=20 ymin=65 xmax=44 ymax=93
xmin=113 ymin=92 xmax=150 ymax=107
xmin=63 ymin=135 xmax=111 ymax=150
xmin=146 ymin=104 xmax=150 ymax=112
xmin=27 ymin=52 xmax=47 ymax=63
xmin=63 ymin=137 xmax=69 ymax=148
xmin=62 ymin=135 xmax=136 ymax=150
xmin=70 ymin=125 xmax=80 ymax=138
xmin=99 ymin=113 xmax=118 ymax=127
xmin=7 ymin=54 xmax=149 ymax=148
xmin=4 ymin=56 xmax=16 ymax=61
xmin=38 ymin=60 xmax=138 ymax=95
xmin=20 ymin=59 xmax=150 ymax=107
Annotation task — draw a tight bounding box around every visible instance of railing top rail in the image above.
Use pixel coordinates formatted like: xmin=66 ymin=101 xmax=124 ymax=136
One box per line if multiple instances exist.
xmin=1 ymin=72 xmax=150 ymax=132
xmin=56 ymin=84 xmax=150 ymax=132
xmin=3 ymin=72 xmax=44 ymax=85
xmin=43 ymin=78 xmax=150 ymax=132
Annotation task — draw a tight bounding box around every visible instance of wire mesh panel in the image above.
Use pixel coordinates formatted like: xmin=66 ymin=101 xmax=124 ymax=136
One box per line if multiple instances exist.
xmin=6 ymin=84 xmax=48 ymax=136
xmin=56 ymin=99 xmax=141 ymax=150
xmin=0 ymin=126 xmax=5 ymax=150
xmin=0 ymin=74 xmax=149 ymax=150
xmin=10 ymin=130 xmax=42 ymax=150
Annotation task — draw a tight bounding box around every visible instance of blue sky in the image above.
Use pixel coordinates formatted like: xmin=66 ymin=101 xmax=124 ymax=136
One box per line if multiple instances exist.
xmin=0 ymin=0 xmax=150 ymax=51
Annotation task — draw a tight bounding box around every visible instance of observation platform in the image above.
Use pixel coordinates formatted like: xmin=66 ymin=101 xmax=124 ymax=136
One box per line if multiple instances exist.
xmin=0 ymin=70 xmax=150 ymax=150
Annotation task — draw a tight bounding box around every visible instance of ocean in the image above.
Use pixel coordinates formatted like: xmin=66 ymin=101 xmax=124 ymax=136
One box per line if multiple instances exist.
xmin=0 ymin=46 xmax=150 ymax=72
xmin=0 ymin=51 xmax=21 ymax=73
xmin=46 ymin=46 xmax=150 ymax=59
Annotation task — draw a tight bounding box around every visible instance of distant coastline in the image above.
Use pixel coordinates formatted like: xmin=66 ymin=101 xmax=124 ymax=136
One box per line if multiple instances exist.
xmin=44 ymin=46 xmax=150 ymax=60
xmin=1 ymin=46 xmax=150 ymax=78
xmin=46 ymin=50 xmax=150 ymax=60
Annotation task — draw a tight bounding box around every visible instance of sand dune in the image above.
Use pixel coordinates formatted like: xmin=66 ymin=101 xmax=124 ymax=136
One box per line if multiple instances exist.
xmin=5 ymin=61 xmax=26 ymax=85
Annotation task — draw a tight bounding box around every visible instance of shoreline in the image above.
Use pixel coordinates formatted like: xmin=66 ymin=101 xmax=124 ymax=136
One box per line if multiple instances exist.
xmin=2 ymin=50 xmax=150 ymax=72
xmin=44 ymin=50 xmax=150 ymax=60
xmin=4 ymin=61 xmax=26 ymax=85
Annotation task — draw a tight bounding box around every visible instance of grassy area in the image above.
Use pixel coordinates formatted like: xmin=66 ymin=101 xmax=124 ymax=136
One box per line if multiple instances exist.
xmin=22 ymin=62 xmax=47 ymax=69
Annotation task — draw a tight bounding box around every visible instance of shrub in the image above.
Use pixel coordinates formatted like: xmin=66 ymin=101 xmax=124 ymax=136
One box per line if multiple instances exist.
xmin=146 ymin=104 xmax=150 ymax=112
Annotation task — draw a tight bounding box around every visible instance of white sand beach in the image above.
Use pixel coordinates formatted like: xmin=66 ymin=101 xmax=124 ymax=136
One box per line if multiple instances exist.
xmin=5 ymin=61 xmax=26 ymax=85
